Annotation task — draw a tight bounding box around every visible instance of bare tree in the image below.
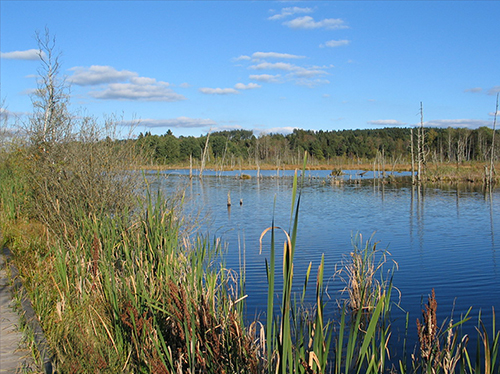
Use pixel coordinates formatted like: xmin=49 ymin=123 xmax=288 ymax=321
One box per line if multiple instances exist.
xmin=489 ymin=93 xmax=499 ymax=186
xmin=28 ymin=27 xmax=72 ymax=150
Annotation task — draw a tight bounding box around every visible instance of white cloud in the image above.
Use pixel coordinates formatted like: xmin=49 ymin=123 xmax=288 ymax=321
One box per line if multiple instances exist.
xmin=179 ymin=82 xmax=191 ymax=88
xmin=488 ymin=111 xmax=500 ymax=117
xmin=250 ymin=62 xmax=298 ymax=71
xmin=233 ymin=55 xmax=251 ymax=61
xmin=423 ymin=119 xmax=492 ymax=129
xmin=133 ymin=117 xmax=217 ymax=129
xmin=70 ymin=65 xmax=185 ymax=101
xmin=488 ymin=86 xmax=500 ymax=95
xmin=464 ymin=87 xmax=482 ymax=93
xmin=234 ymin=83 xmax=261 ymax=90
xmin=252 ymin=52 xmax=305 ymax=60
xmin=291 ymin=67 xmax=328 ymax=78
xmin=199 ymin=87 xmax=239 ymax=95
xmin=1 ymin=49 xmax=42 ymax=60
xmin=250 ymin=62 xmax=329 ymax=78
xmin=249 ymin=74 xmax=281 ymax=83
xmin=320 ymin=39 xmax=350 ymax=48
xmin=268 ymin=7 xmax=313 ymax=20
xmin=69 ymin=65 xmax=137 ymax=86
xmin=284 ymin=16 xmax=348 ymax=30
xmin=368 ymin=119 xmax=407 ymax=126
xmin=130 ymin=76 xmax=158 ymax=85
xmin=89 ymin=80 xmax=185 ymax=102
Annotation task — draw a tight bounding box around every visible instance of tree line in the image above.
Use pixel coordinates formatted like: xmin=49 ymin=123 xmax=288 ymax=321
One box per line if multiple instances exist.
xmin=135 ymin=126 xmax=499 ymax=166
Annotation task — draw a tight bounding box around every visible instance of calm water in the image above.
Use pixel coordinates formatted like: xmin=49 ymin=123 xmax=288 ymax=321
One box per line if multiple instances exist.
xmin=149 ymin=169 xmax=500 ymax=354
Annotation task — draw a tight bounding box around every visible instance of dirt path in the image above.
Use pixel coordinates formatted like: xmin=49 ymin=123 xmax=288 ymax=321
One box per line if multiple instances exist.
xmin=0 ymin=254 xmax=33 ymax=373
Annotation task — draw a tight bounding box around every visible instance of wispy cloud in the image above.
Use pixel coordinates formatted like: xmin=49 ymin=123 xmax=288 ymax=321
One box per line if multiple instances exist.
xmin=121 ymin=117 xmax=217 ymax=129
xmin=250 ymin=62 xmax=297 ymax=71
xmin=234 ymin=83 xmax=261 ymax=90
xmin=249 ymin=74 xmax=281 ymax=83
xmin=233 ymin=55 xmax=251 ymax=62
xmin=251 ymin=52 xmax=305 ymax=60
xmin=268 ymin=7 xmax=313 ymax=21
xmin=250 ymin=62 xmax=330 ymax=79
xmin=69 ymin=65 xmax=136 ymax=86
xmin=424 ymin=119 xmax=491 ymax=129
xmin=199 ymin=87 xmax=239 ymax=95
xmin=145 ymin=117 xmax=216 ymax=128
xmin=284 ymin=16 xmax=348 ymax=30
xmin=320 ymin=39 xmax=350 ymax=48
xmin=295 ymin=78 xmax=330 ymax=88
xmin=488 ymin=86 xmax=500 ymax=95
xmin=199 ymin=82 xmax=261 ymax=95
xmin=368 ymin=119 xmax=407 ymax=126
xmin=292 ymin=67 xmax=329 ymax=78
xmin=464 ymin=87 xmax=482 ymax=93
xmin=1 ymin=49 xmax=42 ymax=60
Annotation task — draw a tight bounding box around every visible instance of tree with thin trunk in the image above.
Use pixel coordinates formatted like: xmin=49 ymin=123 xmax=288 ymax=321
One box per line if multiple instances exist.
xmin=489 ymin=93 xmax=499 ymax=186
xmin=29 ymin=28 xmax=71 ymax=150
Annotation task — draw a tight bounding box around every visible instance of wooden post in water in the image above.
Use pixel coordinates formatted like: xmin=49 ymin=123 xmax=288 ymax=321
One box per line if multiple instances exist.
xmin=411 ymin=128 xmax=415 ymax=184
xmin=382 ymin=148 xmax=386 ymax=179
xmin=189 ymin=154 xmax=193 ymax=179
xmin=227 ymin=191 xmax=231 ymax=207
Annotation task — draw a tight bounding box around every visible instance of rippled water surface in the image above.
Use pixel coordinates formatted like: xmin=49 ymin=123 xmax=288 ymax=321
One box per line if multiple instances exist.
xmin=151 ymin=169 xmax=500 ymax=351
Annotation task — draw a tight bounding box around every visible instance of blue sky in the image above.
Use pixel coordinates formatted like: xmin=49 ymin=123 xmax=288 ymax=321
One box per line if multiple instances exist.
xmin=1 ymin=1 xmax=499 ymax=138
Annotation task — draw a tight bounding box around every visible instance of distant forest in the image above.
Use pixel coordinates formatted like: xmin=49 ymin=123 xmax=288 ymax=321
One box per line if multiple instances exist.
xmin=134 ymin=127 xmax=499 ymax=166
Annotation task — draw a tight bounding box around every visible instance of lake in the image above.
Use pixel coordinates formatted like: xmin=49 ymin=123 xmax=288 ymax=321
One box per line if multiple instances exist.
xmin=148 ymin=169 xmax=500 ymax=357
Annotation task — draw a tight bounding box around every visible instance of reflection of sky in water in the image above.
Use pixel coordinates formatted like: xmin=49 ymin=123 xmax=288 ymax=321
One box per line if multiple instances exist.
xmin=149 ymin=171 xmax=500 ymax=355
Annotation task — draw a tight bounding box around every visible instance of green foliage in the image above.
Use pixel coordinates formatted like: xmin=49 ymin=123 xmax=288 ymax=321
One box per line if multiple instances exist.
xmin=135 ymin=126 xmax=500 ymax=166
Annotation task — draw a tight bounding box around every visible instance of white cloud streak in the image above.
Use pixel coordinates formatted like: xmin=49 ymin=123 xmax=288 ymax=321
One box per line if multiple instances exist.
xmin=268 ymin=7 xmax=313 ymax=21
xmin=252 ymin=52 xmax=305 ymax=60
xmin=250 ymin=62 xmax=329 ymax=79
xmin=488 ymin=86 xmax=500 ymax=95
xmin=133 ymin=117 xmax=217 ymax=129
xmin=320 ymin=39 xmax=350 ymax=48
xmin=234 ymin=83 xmax=261 ymax=90
xmin=249 ymin=74 xmax=281 ymax=83
xmin=1 ymin=49 xmax=42 ymax=60
xmin=199 ymin=87 xmax=239 ymax=95
xmin=423 ymin=119 xmax=492 ymax=129
xmin=284 ymin=16 xmax=348 ymax=30
xmin=464 ymin=87 xmax=482 ymax=93
xmin=233 ymin=55 xmax=251 ymax=61
xmin=368 ymin=119 xmax=407 ymax=126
